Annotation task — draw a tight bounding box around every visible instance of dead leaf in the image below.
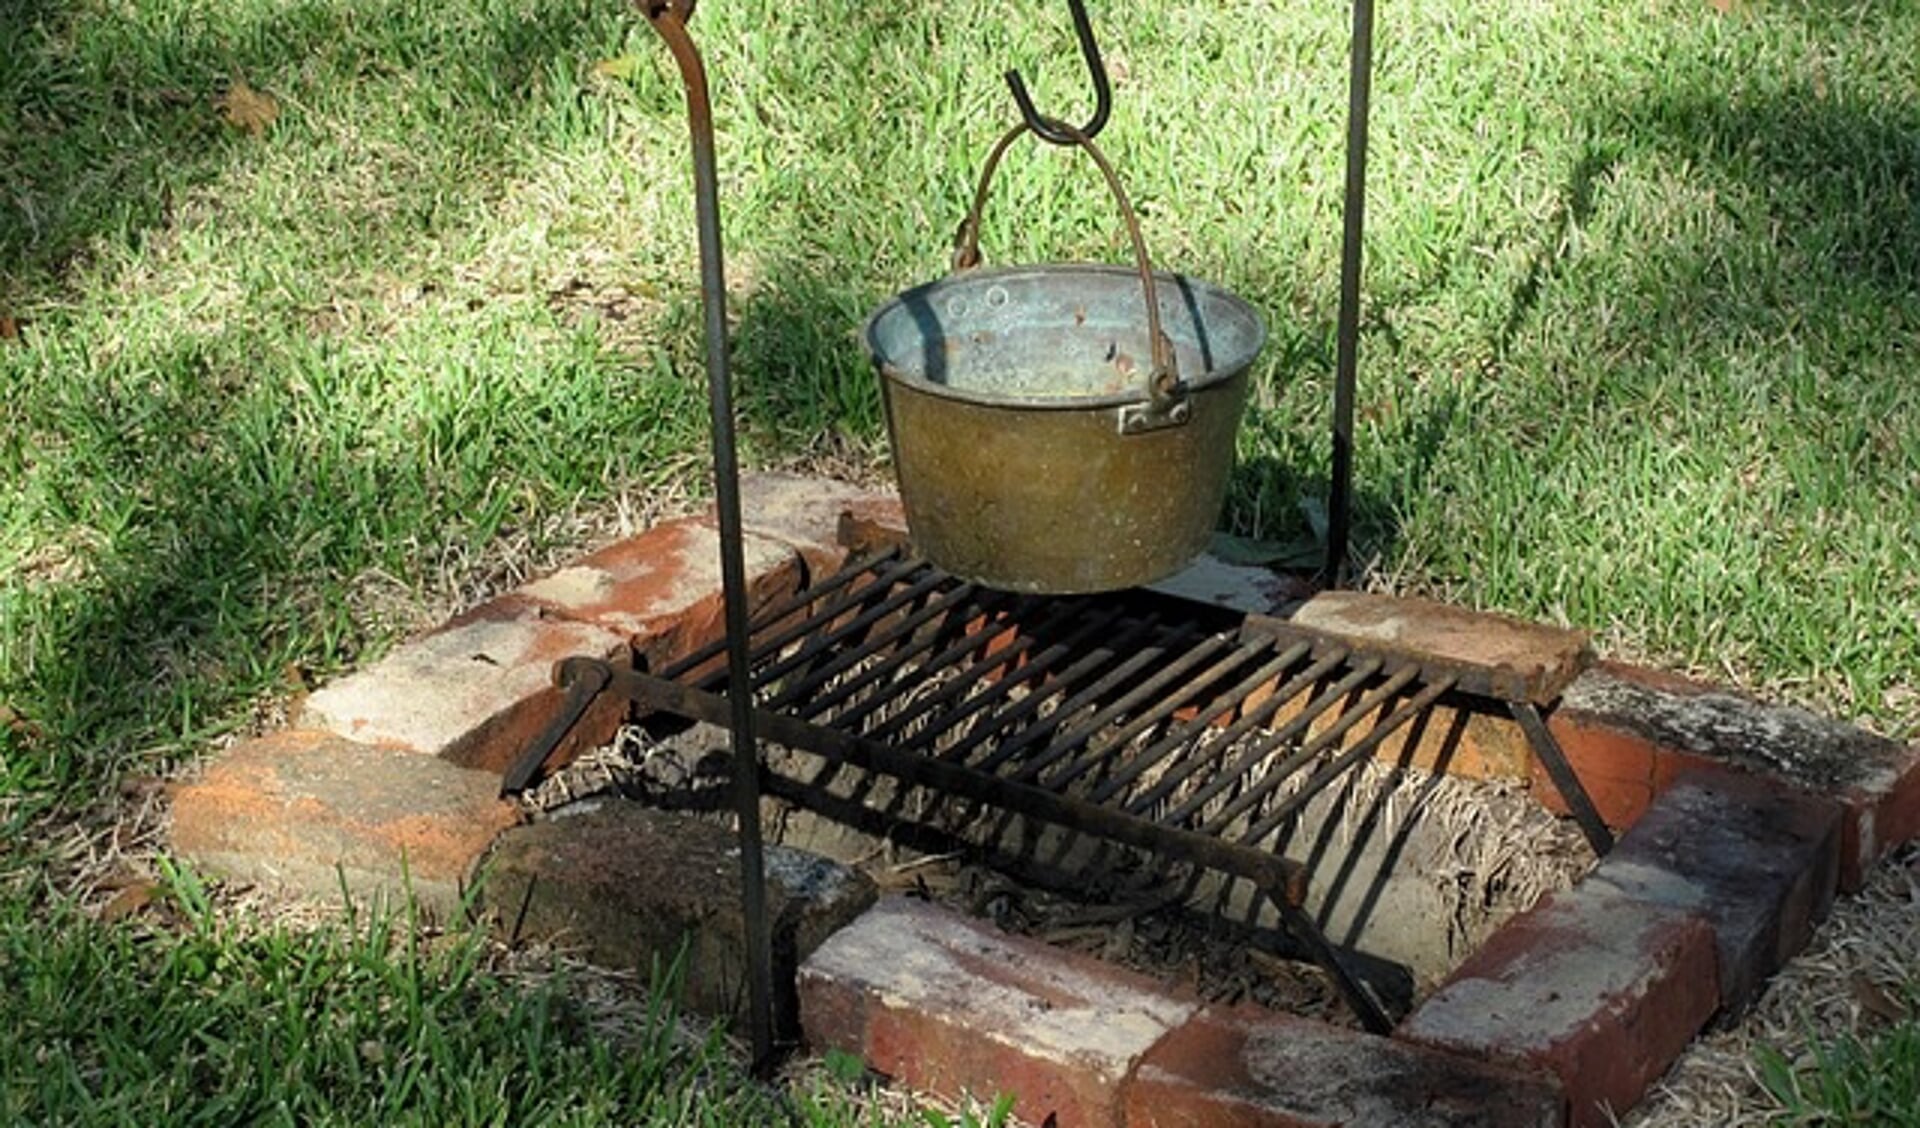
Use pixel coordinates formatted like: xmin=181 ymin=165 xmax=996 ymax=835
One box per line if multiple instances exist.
xmin=99 ymin=881 xmax=160 ymax=923
xmin=592 ymin=55 xmax=641 ymax=81
xmin=0 ymin=314 xmax=17 ymax=340
xmin=0 ymin=703 xmax=42 ymax=746
xmin=217 ymin=77 xmax=279 ymax=137
xmin=1850 ymin=973 xmax=1911 ymax=1023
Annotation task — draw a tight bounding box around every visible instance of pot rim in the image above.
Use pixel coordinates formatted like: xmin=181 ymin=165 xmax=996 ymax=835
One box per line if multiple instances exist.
xmin=862 ymin=263 xmax=1267 ymax=412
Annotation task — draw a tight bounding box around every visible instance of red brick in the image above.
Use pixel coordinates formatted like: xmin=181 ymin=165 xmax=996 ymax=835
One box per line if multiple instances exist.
xmin=799 ymin=897 xmax=1198 ymax=1127
xmin=513 ymin=517 xmax=804 ymax=671
xmin=300 ymin=596 xmax=630 ymax=775
xmin=1284 ymin=591 xmax=1592 ymax=703
xmin=1124 ymin=1003 xmax=1565 ymax=1127
xmin=1396 ymin=882 xmax=1719 ymax=1128
xmin=169 ymin=730 xmax=521 ymax=918
xmin=1534 ymin=710 xmax=1661 ymax=829
xmin=1549 ymin=662 xmax=1920 ymax=889
xmin=1589 ymin=770 xmax=1841 ymax=1013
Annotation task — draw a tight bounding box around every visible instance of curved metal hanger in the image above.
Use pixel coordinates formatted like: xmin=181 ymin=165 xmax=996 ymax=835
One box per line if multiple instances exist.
xmin=1004 ymin=0 xmax=1111 ymax=146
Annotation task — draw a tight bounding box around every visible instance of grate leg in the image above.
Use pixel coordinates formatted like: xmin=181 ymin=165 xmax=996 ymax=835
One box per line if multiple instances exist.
xmin=1266 ymin=884 xmax=1394 ymax=1034
xmin=1511 ymin=700 xmax=1614 ymax=856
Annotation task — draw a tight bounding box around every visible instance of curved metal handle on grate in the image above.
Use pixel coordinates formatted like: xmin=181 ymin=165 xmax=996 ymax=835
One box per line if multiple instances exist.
xmin=1004 ymin=0 xmax=1111 ymax=147
xmin=949 ymin=121 xmax=1184 ymax=425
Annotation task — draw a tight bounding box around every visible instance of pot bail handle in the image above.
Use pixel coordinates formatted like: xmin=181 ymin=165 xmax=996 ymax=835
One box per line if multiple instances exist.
xmin=951 ymin=121 xmax=1186 ymax=426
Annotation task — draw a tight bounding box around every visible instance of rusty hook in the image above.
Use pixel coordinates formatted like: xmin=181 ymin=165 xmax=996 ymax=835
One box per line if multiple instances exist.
xmin=1004 ymin=0 xmax=1111 ymax=146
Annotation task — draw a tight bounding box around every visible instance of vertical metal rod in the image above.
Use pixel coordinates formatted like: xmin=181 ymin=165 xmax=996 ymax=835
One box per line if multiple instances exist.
xmin=644 ymin=2 xmax=776 ymax=1072
xmin=1324 ymin=0 xmax=1377 ymax=588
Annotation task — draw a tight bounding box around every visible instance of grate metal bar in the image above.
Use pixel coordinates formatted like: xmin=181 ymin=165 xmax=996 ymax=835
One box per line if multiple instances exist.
xmin=1039 ymin=639 xmax=1278 ymax=791
xmin=787 ymin=589 xmax=1022 ymax=721
xmin=1166 ymin=661 xmax=1412 ymax=827
xmin=972 ymin=619 xmax=1206 ymax=775
xmin=842 ymin=597 xmax=1090 ymax=739
xmin=867 ymin=600 xmax=1132 ymax=746
xmin=1147 ymin=654 xmax=1383 ymax=823
xmin=939 ymin=612 xmax=1173 ymax=769
xmin=741 ymin=566 xmax=955 ymax=692
xmin=660 ymin=548 xmax=911 ymax=684
xmin=765 ymin=582 xmax=1015 ymax=711
xmin=1235 ymin=676 xmax=1457 ymax=844
xmin=1108 ymin=647 xmax=1352 ymax=812
xmin=806 ymin=595 xmax=1032 ymax=730
xmin=1098 ymin=640 xmax=1320 ymax=805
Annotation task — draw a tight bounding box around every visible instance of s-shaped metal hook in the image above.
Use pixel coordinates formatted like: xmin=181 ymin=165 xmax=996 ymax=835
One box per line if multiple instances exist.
xmin=1004 ymin=0 xmax=1111 ymax=145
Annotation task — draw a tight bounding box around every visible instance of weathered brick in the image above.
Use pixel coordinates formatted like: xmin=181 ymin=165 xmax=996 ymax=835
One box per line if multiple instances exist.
xmin=169 ymin=730 xmax=521 ymax=918
xmin=512 ymin=516 xmax=804 ymax=674
xmin=300 ymin=596 xmax=630 ymax=775
xmin=1396 ymin=882 xmax=1719 ymax=1128
xmin=1124 ymin=1003 xmax=1565 ymax=1128
xmin=479 ymin=802 xmax=874 ymax=1029
xmin=1587 ymin=770 xmax=1841 ymax=1014
xmin=736 ymin=472 xmax=904 ymax=578
xmin=1284 ymin=591 xmax=1592 ymax=703
xmin=799 ymin=897 xmax=1198 ymax=1127
xmin=1548 ymin=662 xmax=1920 ymax=888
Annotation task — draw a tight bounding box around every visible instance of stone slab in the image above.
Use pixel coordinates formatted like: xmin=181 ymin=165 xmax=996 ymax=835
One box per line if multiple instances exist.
xmin=1278 ymin=591 xmax=1593 ymax=703
xmin=1587 ymin=770 xmax=1840 ymax=1014
xmin=479 ymin=802 xmax=875 ymax=1028
xmin=300 ymin=596 xmax=630 ymax=776
xmin=1146 ymin=551 xmax=1316 ymax=615
xmin=1124 ymin=1003 xmax=1565 ymax=1128
xmin=1397 ymin=882 xmax=1719 ymax=1128
xmin=1547 ymin=662 xmax=1920 ymax=887
xmin=799 ymin=896 xmax=1199 ymax=1127
xmin=169 ymin=729 xmax=521 ymax=918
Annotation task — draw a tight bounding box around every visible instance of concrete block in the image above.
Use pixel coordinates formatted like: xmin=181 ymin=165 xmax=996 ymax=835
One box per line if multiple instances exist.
xmin=480 ymin=802 xmax=874 ymax=1028
xmin=1284 ymin=591 xmax=1592 ymax=703
xmin=1550 ymin=662 xmax=1920 ymax=887
xmin=736 ymin=472 xmax=904 ymax=578
xmin=511 ymin=516 xmax=804 ymax=674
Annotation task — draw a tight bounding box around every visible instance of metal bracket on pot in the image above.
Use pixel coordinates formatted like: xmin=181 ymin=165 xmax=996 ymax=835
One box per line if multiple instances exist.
xmin=1118 ymin=384 xmax=1192 ymax=434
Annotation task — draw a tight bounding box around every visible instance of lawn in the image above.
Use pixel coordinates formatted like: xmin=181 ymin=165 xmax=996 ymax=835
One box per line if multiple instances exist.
xmin=3 ymin=0 xmax=1917 ymax=1121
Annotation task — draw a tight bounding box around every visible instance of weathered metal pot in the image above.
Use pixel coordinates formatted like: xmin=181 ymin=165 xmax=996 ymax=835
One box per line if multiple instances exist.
xmin=862 ymin=125 xmax=1266 ymax=593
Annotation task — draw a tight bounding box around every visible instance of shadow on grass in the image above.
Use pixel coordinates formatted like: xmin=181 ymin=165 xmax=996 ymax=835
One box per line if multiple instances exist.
xmin=1597 ymin=86 xmax=1920 ymax=305
xmin=0 ymin=0 xmax=627 ymax=299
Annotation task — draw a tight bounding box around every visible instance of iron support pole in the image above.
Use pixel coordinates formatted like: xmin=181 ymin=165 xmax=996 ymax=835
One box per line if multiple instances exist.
xmin=1325 ymin=0 xmax=1377 ymax=588
xmin=645 ymin=2 xmax=777 ymax=1073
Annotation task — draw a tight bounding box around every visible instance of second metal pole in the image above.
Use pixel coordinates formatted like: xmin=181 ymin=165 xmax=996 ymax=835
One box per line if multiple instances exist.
xmin=1325 ymin=0 xmax=1377 ymax=589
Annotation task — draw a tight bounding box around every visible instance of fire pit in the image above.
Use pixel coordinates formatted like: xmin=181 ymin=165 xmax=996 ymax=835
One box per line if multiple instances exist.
xmin=507 ymin=542 xmax=1616 ymax=1036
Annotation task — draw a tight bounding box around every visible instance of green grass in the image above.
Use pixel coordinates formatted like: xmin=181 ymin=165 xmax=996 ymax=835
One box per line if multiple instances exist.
xmin=0 ymin=868 xmax=731 ymax=1125
xmin=1760 ymin=1014 xmax=1920 ymax=1125
xmin=4 ymin=0 xmax=1919 ymax=1119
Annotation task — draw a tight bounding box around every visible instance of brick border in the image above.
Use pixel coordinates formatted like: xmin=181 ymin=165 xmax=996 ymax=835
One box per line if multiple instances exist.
xmin=165 ymin=473 xmax=1920 ymax=1128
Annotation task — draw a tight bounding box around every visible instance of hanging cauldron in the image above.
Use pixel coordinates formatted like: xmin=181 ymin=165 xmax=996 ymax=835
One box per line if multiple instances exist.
xmin=863 ymin=122 xmax=1267 ymax=593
